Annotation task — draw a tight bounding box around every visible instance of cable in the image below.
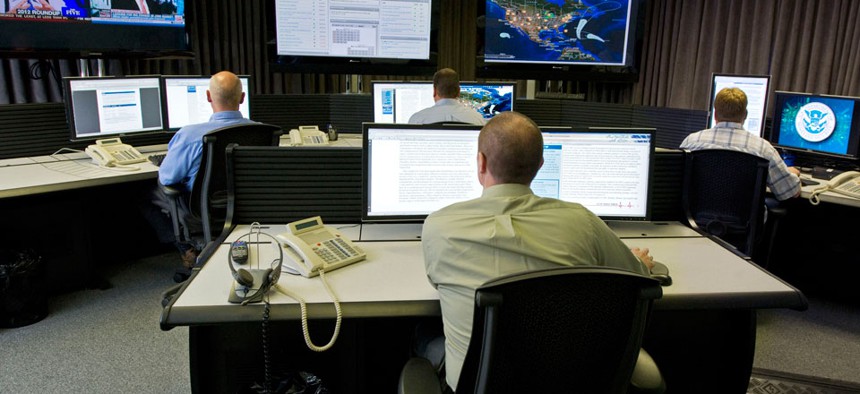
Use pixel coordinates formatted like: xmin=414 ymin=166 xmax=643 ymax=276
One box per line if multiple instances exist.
xmin=97 ymin=163 xmax=141 ymax=172
xmin=273 ymin=269 xmax=342 ymax=352
xmin=261 ymin=296 xmax=272 ymax=394
xmin=809 ymin=187 xmax=827 ymax=205
xmin=50 ymin=147 xmax=85 ymax=157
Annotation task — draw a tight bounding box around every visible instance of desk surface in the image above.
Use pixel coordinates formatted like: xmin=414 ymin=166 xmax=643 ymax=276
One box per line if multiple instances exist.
xmin=0 ymin=144 xmax=166 ymax=199
xmin=161 ymin=222 xmax=806 ymax=328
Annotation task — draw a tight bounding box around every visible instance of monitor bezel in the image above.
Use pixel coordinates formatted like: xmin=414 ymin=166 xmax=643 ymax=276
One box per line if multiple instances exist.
xmin=362 ymin=122 xmax=484 ymax=223
xmin=708 ymin=73 xmax=771 ymax=137
xmin=64 ymin=75 xmax=166 ymax=142
xmin=160 ymin=75 xmax=252 ymax=131
xmin=768 ymin=91 xmax=860 ymax=161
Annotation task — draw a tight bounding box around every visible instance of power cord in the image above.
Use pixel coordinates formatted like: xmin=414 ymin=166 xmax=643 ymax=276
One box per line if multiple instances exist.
xmin=273 ymin=269 xmax=343 ymax=352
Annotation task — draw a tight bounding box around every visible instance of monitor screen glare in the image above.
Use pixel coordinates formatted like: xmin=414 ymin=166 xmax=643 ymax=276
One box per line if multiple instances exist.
xmin=372 ymin=81 xmax=514 ymax=123
xmin=770 ymin=92 xmax=860 ymax=159
xmin=66 ymin=77 xmax=164 ymax=141
xmin=709 ymin=74 xmax=770 ymax=136
xmin=163 ymin=76 xmax=251 ymax=129
xmin=363 ymin=124 xmax=654 ymax=221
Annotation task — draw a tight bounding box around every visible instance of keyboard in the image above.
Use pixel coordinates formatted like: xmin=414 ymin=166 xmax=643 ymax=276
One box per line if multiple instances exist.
xmin=800 ymin=178 xmax=820 ymax=187
xmin=148 ymin=153 xmax=166 ymax=167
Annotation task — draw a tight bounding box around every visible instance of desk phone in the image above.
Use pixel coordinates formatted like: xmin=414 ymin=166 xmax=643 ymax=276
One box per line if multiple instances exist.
xmin=85 ymin=138 xmax=145 ymax=166
xmin=277 ymin=216 xmax=365 ymax=277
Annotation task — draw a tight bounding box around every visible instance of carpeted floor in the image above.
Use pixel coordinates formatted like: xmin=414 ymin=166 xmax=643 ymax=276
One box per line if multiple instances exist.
xmin=749 ymin=369 xmax=860 ymax=394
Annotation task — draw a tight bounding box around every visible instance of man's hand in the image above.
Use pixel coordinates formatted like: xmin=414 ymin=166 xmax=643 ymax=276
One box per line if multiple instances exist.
xmin=788 ymin=166 xmax=801 ymax=176
xmin=630 ymin=247 xmax=655 ymax=270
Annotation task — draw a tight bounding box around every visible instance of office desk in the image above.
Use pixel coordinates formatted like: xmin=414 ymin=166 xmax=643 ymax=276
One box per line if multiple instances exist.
xmin=0 ymin=144 xmax=165 ymax=199
xmin=0 ymin=145 xmax=167 ymax=292
xmin=162 ymin=221 xmax=806 ymax=393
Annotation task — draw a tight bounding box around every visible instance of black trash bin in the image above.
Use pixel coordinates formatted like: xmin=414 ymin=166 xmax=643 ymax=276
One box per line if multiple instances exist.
xmin=0 ymin=249 xmax=48 ymax=328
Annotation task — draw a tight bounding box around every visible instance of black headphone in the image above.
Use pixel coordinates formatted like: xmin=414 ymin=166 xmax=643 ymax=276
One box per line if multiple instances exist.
xmin=227 ymin=223 xmax=283 ymax=305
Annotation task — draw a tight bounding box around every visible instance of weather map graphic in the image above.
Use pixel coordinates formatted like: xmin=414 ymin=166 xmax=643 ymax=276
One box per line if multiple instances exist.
xmin=459 ymin=85 xmax=514 ymax=119
xmin=484 ymin=0 xmax=632 ymax=65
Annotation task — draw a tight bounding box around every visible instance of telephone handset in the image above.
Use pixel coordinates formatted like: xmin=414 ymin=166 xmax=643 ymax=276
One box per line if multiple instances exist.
xmin=824 ymin=171 xmax=860 ymax=198
xmin=85 ymin=138 xmax=145 ymax=167
xmin=276 ymin=216 xmax=366 ymax=277
xmin=809 ymin=170 xmax=860 ymax=204
xmin=289 ymin=125 xmax=329 ymax=146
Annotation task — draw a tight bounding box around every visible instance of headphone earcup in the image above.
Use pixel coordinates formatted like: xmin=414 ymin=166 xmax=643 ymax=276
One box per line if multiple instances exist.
xmin=234 ymin=268 xmax=254 ymax=287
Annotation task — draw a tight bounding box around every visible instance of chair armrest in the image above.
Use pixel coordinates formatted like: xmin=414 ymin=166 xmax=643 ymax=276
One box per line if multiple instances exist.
xmin=629 ymin=349 xmax=666 ymax=394
xmin=160 ymin=183 xmax=184 ymax=199
xmin=398 ymin=357 xmax=442 ymax=394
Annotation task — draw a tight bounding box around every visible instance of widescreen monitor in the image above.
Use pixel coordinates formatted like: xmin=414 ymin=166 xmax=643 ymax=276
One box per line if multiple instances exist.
xmin=274 ymin=0 xmax=432 ymax=61
xmin=0 ymin=1 xmax=187 ymax=55
xmin=769 ymin=91 xmax=860 ymax=160
xmin=708 ymin=74 xmax=770 ymax=137
xmin=162 ymin=76 xmax=251 ymax=130
xmin=64 ymin=76 xmax=164 ymax=141
xmin=371 ymin=81 xmax=515 ymax=123
xmin=362 ymin=123 xmax=654 ymax=222
xmin=482 ymin=0 xmax=637 ymax=67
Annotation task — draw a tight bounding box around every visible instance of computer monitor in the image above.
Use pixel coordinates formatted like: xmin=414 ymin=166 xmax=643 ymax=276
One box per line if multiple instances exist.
xmin=769 ymin=91 xmax=860 ymax=160
xmin=371 ymin=81 xmax=515 ymax=123
xmin=540 ymin=128 xmax=654 ymax=221
xmin=162 ymin=75 xmax=251 ymax=130
xmin=708 ymin=73 xmax=770 ymax=137
xmin=362 ymin=123 xmax=654 ymax=222
xmin=64 ymin=76 xmax=165 ymax=141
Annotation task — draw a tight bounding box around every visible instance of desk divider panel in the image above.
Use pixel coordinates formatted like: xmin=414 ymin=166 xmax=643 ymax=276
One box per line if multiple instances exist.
xmin=562 ymin=100 xmax=635 ymax=129
xmin=0 ymin=103 xmax=171 ymax=159
xmin=225 ymin=145 xmax=363 ymax=226
xmin=651 ymin=150 xmax=685 ymax=222
xmin=632 ymin=106 xmax=708 ymax=149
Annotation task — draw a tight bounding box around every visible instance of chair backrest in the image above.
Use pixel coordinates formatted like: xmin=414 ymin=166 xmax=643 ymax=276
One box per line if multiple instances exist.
xmin=223 ymin=144 xmax=362 ymax=228
xmin=188 ymin=123 xmax=283 ymax=240
xmin=455 ymin=266 xmax=662 ymax=394
xmin=682 ymin=149 xmax=768 ymax=256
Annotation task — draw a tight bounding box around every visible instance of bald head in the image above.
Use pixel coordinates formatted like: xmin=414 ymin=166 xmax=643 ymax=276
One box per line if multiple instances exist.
xmin=208 ymin=71 xmax=245 ymax=112
xmin=714 ymin=87 xmax=748 ymax=123
xmin=433 ymin=68 xmax=460 ymax=99
xmin=478 ymin=112 xmax=544 ymax=186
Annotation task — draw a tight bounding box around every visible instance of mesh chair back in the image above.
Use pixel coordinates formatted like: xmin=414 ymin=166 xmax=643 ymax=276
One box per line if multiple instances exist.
xmin=682 ymin=149 xmax=768 ymax=256
xmin=188 ymin=123 xmax=282 ymax=239
xmin=456 ymin=267 xmax=662 ymax=394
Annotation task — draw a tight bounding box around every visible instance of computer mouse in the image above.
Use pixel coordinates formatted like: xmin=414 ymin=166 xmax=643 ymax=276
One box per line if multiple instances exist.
xmin=650 ymin=261 xmax=673 ymax=286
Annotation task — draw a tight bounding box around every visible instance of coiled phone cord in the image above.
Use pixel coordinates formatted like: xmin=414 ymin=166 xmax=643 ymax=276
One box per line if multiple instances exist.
xmin=274 ymin=269 xmax=342 ymax=352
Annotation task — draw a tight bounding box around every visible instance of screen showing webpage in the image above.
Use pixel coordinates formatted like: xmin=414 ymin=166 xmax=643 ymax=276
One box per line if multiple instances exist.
xmin=364 ymin=126 xmax=653 ymax=220
xmin=163 ymin=77 xmax=250 ymax=129
xmin=709 ymin=74 xmax=770 ymax=137
xmin=275 ymin=0 xmax=432 ymax=60
xmin=68 ymin=77 xmax=163 ymax=140
xmin=372 ymin=82 xmax=515 ymax=123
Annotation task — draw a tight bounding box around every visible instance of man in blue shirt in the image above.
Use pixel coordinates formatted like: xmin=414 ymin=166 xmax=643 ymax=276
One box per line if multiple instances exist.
xmin=146 ymin=71 xmax=255 ymax=269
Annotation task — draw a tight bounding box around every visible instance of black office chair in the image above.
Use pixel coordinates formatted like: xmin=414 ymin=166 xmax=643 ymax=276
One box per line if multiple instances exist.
xmin=161 ymin=123 xmax=282 ymax=279
xmin=682 ymin=149 xmax=770 ymax=259
xmin=398 ymin=266 xmax=664 ymax=394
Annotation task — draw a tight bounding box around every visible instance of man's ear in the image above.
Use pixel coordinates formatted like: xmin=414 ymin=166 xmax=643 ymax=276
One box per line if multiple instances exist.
xmin=206 ymin=90 xmax=213 ymax=103
xmin=239 ymin=92 xmax=246 ymax=105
